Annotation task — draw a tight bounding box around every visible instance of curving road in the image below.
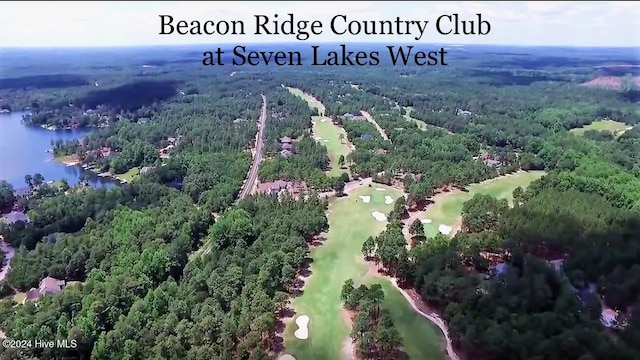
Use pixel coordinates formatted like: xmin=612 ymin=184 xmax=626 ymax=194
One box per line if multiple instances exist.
xmin=237 ymin=94 xmax=267 ymax=201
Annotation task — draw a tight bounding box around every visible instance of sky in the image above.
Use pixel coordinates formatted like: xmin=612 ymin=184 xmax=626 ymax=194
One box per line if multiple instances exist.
xmin=0 ymin=1 xmax=639 ymax=48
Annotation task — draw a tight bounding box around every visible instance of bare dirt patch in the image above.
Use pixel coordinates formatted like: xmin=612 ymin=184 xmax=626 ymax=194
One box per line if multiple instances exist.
xmin=581 ymin=76 xmax=640 ymax=90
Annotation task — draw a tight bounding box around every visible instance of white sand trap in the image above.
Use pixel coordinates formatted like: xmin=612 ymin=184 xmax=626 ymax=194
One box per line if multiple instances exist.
xmin=320 ymin=118 xmax=327 ymax=122
xmin=438 ymin=224 xmax=453 ymax=235
xmin=421 ymin=218 xmax=433 ymax=224
xmin=375 ymin=188 xmax=386 ymax=191
xmin=314 ymin=136 xmax=322 ymax=140
xmin=294 ymin=315 xmax=310 ymax=340
xmin=359 ymin=195 xmax=371 ymax=203
xmin=371 ymin=211 xmax=387 ymax=222
xmin=323 ymin=139 xmax=330 ymax=143
xmin=384 ymin=195 xmax=394 ymax=204
xmin=278 ymin=355 xmax=297 ymax=360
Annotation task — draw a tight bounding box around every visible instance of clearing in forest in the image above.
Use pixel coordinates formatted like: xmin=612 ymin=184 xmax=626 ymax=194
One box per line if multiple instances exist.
xmin=284 ymin=184 xmax=446 ymax=360
xmin=569 ymin=120 xmax=631 ymax=137
xmin=286 ymin=87 xmax=351 ymax=177
xmin=403 ymin=106 xmax=452 ymax=134
xmin=420 ymin=171 xmax=546 ymax=238
xmin=360 ymin=110 xmax=390 ymax=142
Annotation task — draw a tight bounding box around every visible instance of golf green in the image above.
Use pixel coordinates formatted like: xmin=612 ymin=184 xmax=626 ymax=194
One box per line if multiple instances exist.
xmin=284 ymin=184 xmax=400 ymax=360
xmin=421 ymin=170 xmax=546 ymax=238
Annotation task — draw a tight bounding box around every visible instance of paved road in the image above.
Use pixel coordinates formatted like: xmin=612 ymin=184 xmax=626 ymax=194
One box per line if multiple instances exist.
xmin=237 ymin=94 xmax=267 ymax=201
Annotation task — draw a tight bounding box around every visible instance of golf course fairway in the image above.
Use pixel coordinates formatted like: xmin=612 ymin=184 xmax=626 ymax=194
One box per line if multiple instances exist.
xmin=362 ymin=276 xmax=448 ymax=360
xmin=421 ymin=170 xmax=546 ymax=238
xmin=284 ymin=184 xmax=399 ymax=359
xmin=284 ymin=184 xmax=448 ymax=360
xmin=286 ymin=87 xmax=351 ymax=176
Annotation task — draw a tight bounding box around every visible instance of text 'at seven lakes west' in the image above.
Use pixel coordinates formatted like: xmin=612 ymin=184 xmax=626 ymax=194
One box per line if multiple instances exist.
xmin=159 ymin=13 xmax=491 ymax=66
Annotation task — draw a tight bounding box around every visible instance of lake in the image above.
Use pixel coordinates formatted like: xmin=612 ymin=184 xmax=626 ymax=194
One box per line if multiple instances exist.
xmin=0 ymin=111 xmax=117 ymax=189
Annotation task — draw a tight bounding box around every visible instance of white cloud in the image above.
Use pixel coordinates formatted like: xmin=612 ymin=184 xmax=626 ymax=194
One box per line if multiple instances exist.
xmin=0 ymin=1 xmax=637 ymax=47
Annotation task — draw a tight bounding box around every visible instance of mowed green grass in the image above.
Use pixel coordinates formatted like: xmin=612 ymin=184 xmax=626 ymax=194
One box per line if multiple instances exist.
xmin=403 ymin=106 xmax=427 ymax=131
xmin=362 ymin=277 xmax=447 ymax=360
xmin=287 ymin=87 xmax=326 ymax=115
xmin=403 ymin=107 xmax=452 ymax=134
xmin=570 ymin=120 xmax=630 ymax=137
xmin=422 ymin=171 xmax=546 ymax=238
xmin=287 ymin=87 xmax=351 ymax=176
xmin=312 ymin=116 xmax=351 ymax=176
xmin=285 ymin=185 xmax=400 ymax=360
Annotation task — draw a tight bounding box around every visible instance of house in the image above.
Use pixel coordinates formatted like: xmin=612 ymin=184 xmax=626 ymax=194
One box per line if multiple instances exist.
xmin=140 ymin=166 xmax=153 ymax=175
xmin=280 ymin=136 xmax=293 ymax=144
xmin=22 ymin=276 xmax=66 ymax=304
xmin=256 ymin=180 xmax=307 ymax=199
xmin=481 ymin=152 xmax=501 ymax=169
xmin=1 ymin=211 xmax=29 ymax=224
xmin=281 ymin=143 xmax=293 ymax=151
xmin=99 ymin=147 xmax=113 ymax=158
xmin=342 ymin=113 xmax=366 ymax=121
xmin=601 ymin=308 xmax=618 ymax=327
xmin=456 ymin=108 xmax=473 ymax=116
xmin=280 ymin=149 xmax=293 ymax=157
xmin=360 ymin=133 xmax=374 ymax=141
xmin=257 ymin=180 xmax=290 ymax=197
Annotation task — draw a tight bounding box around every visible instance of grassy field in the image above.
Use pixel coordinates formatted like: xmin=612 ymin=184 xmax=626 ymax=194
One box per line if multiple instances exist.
xmin=363 ymin=277 xmax=447 ymax=360
xmin=285 ymin=185 xmax=400 ymax=360
xmin=421 ymin=171 xmax=546 ymax=238
xmin=570 ymin=120 xmax=630 ymax=137
xmin=403 ymin=107 xmax=452 ymax=134
xmin=403 ymin=107 xmax=427 ymax=131
xmin=115 ymin=166 xmax=140 ymax=183
xmin=287 ymin=87 xmax=351 ymax=176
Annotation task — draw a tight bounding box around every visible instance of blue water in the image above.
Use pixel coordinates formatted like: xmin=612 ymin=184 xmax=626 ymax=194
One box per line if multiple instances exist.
xmin=0 ymin=111 xmax=117 ymax=189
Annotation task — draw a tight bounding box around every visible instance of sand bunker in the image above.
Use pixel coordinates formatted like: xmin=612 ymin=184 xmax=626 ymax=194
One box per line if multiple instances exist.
xmin=323 ymin=139 xmax=330 ymax=143
xmin=371 ymin=211 xmax=387 ymax=222
xmin=358 ymin=195 xmax=371 ymax=203
xmin=278 ymin=355 xmax=297 ymax=360
xmin=294 ymin=315 xmax=310 ymax=340
xmin=384 ymin=195 xmax=394 ymax=205
xmin=438 ymin=224 xmax=453 ymax=235
xmin=320 ymin=118 xmax=328 ymax=122
xmin=421 ymin=218 xmax=433 ymax=224
xmin=375 ymin=188 xmax=385 ymax=191
xmin=314 ymin=136 xmax=322 ymax=141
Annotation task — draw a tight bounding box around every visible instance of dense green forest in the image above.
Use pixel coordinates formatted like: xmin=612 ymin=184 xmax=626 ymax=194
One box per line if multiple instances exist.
xmin=0 ymin=44 xmax=639 ymax=360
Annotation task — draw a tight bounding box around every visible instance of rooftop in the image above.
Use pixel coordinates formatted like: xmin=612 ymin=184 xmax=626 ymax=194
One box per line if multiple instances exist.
xmin=2 ymin=211 xmax=29 ymax=224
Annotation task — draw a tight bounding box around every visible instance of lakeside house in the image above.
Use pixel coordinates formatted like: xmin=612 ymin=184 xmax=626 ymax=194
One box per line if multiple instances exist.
xmin=23 ymin=276 xmax=65 ymax=304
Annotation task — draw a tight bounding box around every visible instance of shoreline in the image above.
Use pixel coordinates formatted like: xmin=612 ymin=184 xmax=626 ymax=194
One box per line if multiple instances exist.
xmin=51 ymin=156 xmax=127 ymax=185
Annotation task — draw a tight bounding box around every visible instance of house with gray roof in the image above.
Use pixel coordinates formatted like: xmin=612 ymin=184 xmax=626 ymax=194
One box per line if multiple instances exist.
xmin=1 ymin=211 xmax=29 ymax=224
